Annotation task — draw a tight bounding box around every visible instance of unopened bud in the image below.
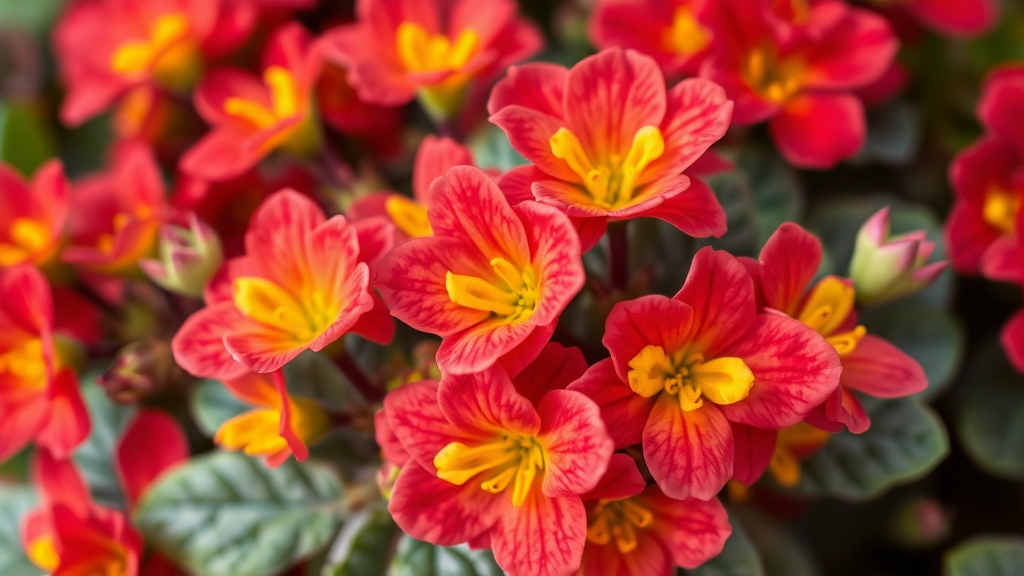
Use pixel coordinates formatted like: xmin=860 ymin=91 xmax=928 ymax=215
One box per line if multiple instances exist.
xmin=98 ymin=340 xmax=181 ymax=403
xmin=140 ymin=214 xmax=223 ymax=298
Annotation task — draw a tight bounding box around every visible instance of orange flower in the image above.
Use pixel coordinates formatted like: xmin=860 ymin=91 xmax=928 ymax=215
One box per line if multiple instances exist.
xmin=0 ymin=160 xmax=70 ymax=269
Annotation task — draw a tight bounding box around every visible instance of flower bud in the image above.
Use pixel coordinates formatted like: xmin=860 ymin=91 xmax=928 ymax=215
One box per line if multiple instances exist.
xmin=98 ymin=339 xmax=182 ymax=404
xmin=140 ymin=214 xmax=222 ymax=298
xmin=849 ymin=207 xmax=947 ymax=307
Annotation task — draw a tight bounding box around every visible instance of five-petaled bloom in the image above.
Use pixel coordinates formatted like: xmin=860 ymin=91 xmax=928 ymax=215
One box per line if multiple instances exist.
xmin=172 ymin=189 xmax=395 ymax=380
xmin=579 ymin=454 xmax=732 ymax=576
xmin=0 ymin=160 xmax=70 ymax=269
xmin=377 ymin=165 xmax=585 ymax=375
xmin=322 ymin=0 xmax=543 ymax=120
xmin=381 ymin=343 xmax=614 ymax=576
xmin=700 ymin=0 xmax=898 ymax=168
xmin=570 ymin=246 xmax=842 ymax=500
xmin=490 ymin=48 xmax=733 ymax=249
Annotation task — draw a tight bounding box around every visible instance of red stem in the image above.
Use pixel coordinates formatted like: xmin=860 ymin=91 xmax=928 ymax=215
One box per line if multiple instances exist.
xmin=333 ymin=353 xmax=384 ymax=403
xmin=609 ymin=222 xmax=630 ymax=292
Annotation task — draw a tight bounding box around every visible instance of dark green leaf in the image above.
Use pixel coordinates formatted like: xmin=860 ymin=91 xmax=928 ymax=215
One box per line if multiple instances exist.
xmin=945 ymin=537 xmax=1024 ymax=576
xmin=701 ymin=171 xmax=759 ymax=258
xmin=388 ymin=536 xmax=503 ymax=576
xmin=323 ymin=507 xmax=399 ymax=576
xmin=135 ymin=451 xmax=345 ymax=576
xmin=0 ymin=486 xmax=40 ymax=576
xmin=0 ymin=102 xmax=56 ymax=176
xmin=190 ymin=379 xmax=250 ymax=436
xmin=734 ymin=509 xmax=819 ymax=576
xmin=685 ymin=519 xmax=765 ymax=576
xmin=467 ymin=125 xmax=527 ymax=172
xmin=0 ymin=0 xmax=65 ymax=35
xmin=957 ymin=343 xmax=1024 ymax=480
xmin=74 ymin=380 xmax=136 ymax=510
xmin=734 ymin=146 xmax=804 ymax=246
xmin=857 ymin=101 xmax=921 ymax=166
xmin=790 ymin=398 xmax=949 ymax=500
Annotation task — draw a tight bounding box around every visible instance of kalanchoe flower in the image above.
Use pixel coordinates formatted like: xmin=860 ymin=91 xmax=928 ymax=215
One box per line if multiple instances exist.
xmin=947 ymin=64 xmax=1024 ymax=277
xmin=849 ymin=207 xmax=947 ymax=306
xmin=381 ymin=343 xmax=614 ymax=576
xmin=589 ymin=0 xmax=714 ymax=79
xmin=745 ymin=223 xmax=928 ymax=435
xmin=62 ymin=143 xmax=167 ymax=275
xmin=214 ymin=370 xmax=330 ymax=466
xmin=0 ymin=266 xmax=90 ymax=462
xmin=348 ymin=136 xmax=486 ymax=244
xmin=181 ymin=23 xmax=323 ymax=182
xmin=700 ymin=0 xmax=898 ymax=168
xmin=172 ymin=189 xmax=394 ymax=380
xmin=866 ymin=0 xmax=998 ymax=38
xmin=140 ymin=214 xmax=224 ymax=298
xmin=322 ymin=0 xmax=543 ymax=121
xmin=377 ymin=166 xmax=585 ymax=375
xmin=0 ymin=159 xmax=70 ymax=269
xmin=570 ymin=247 xmax=841 ymax=500
xmin=489 ymin=48 xmax=732 ymax=250
xmin=578 ymin=454 xmax=731 ymax=575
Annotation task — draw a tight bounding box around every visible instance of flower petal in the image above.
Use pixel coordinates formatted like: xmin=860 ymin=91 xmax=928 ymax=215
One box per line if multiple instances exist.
xmin=673 ymin=247 xmax=756 ymax=356
xmin=771 ymin=94 xmax=865 ymax=170
xmin=438 ymin=367 xmax=542 ymax=437
xmin=437 ymin=319 xmax=541 ymax=375
xmin=579 ymin=453 xmax=646 ymax=501
xmin=911 ymin=0 xmax=998 ymax=36
xmin=491 ymin=489 xmax=586 ymax=576
xmin=34 ymin=369 xmax=90 ymax=460
xmin=1002 ymin=309 xmax=1024 ymax=374
xmin=33 ymin=446 xmax=90 ymax=514
xmin=568 ymin=358 xmax=655 ymax=449
xmin=537 ymin=389 xmax=614 ymax=497
xmin=515 ymin=200 xmax=586 ymax=326
xmin=487 ymin=62 xmax=567 ymax=118
xmin=507 ymin=342 xmax=588 ymax=405
xmin=603 ymin=294 xmax=696 ymax=383
xmin=644 ymin=398 xmax=733 ymax=500
xmin=840 ymin=335 xmax=927 ymax=398
xmin=730 ymin=423 xmax=776 ymax=486
xmin=802 ymin=8 xmax=898 ymax=90
xmin=635 ymin=177 xmax=726 ymax=238
xmin=758 ymin=222 xmax=823 ymax=315
xmin=383 ymin=379 xmax=470 ymax=472
xmin=647 ymin=78 xmax=733 ymax=177
xmin=640 ymin=488 xmax=732 ymax=570
xmin=116 ymin=410 xmax=189 ymax=508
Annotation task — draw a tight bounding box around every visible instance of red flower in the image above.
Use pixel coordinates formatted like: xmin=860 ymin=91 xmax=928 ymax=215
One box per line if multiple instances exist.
xmin=489 ymin=48 xmax=732 ymax=250
xmin=214 ymin=370 xmax=330 ymax=466
xmin=321 ymin=0 xmax=543 ymax=120
xmin=569 ymin=247 xmax=841 ymax=500
xmin=382 ymin=343 xmax=614 ymax=576
xmin=376 ymin=166 xmax=585 ymax=375
xmin=0 ymin=160 xmax=70 ymax=269
xmin=348 ymin=135 xmax=487 ymax=244
xmin=63 ymin=144 xmax=167 ymax=275
xmin=54 ymin=0 xmax=222 ymax=126
xmin=947 ymin=64 xmax=1024 ymax=276
xmin=746 ymin=223 xmax=927 ymax=434
xmin=172 ymin=189 xmax=394 ymax=380
xmin=700 ymin=0 xmax=898 ymax=168
xmin=0 ymin=266 xmax=89 ymax=462
xmin=731 ymin=421 xmax=831 ymax=489
xmin=181 ymin=23 xmax=323 ymax=182
xmin=869 ymin=0 xmax=998 ymax=38
xmin=589 ymin=0 xmax=714 ymax=79
xmin=578 ymin=454 xmax=731 ymax=575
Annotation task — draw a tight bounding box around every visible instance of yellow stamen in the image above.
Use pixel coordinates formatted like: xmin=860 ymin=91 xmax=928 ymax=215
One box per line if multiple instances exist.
xmin=395 ymin=22 xmax=480 ymax=74
xmin=385 ymin=195 xmax=432 ymax=238
xmin=110 ymin=13 xmax=197 ymax=89
xmin=549 ymin=126 xmax=665 ymax=209
xmin=770 ymin=422 xmax=831 ymax=487
xmin=798 ymin=276 xmax=868 ymax=356
xmin=26 ymin=536 xmax=59 ymax=572
xmin=742 ymin=46 xmax=805 ymax=105
xmin=233 ymin=277 xmax=337 ymax=342
xmin=445 ymin=258 xmax=538 ymax=324
xmin=663 ymin=6 xmax=712 ymax=56
xmin=627 ymin=345 xmax=754 ymax=411
xmin=983 ymin=186 xmax=1021 ymax=235
xmin=586 ymin=497 xmax=654 ymax=553
xmin=434 ymin=433 xmax=546 ymax=507
xmin=224 ymin=66 xmax=302 ymax=129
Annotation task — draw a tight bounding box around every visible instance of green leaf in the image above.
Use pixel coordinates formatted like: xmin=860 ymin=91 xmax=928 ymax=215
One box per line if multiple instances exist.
xmin=0 ymin=486 xmax=41 ymax=576
xmin=790 ymin=398 xmax=949 ymax=500
xmin=734 ymin=146 xmax=804 ymax=246
xmin=190 ymin=379 xmax=250 ymax=436
xmin=0 ymin=0 xmax=65 ymax=35
xmin=135 ymin=451 xmax=345 ymax=576
xmin=323 ymin=507 xmax=399 ymax=576
xmin=467 ymin=125 xmax=527 ymax=173
xmin=685 ymin=519 xmax=765 ymax=576
xmin=945 ymin=537 xmax=1024 ymax=576
xmin=74 ymin=380 xmax=136 ymax=510
xmin=0 ymin=102 xmax=56 ymax=176
xmin=860 ymin=301 xmax=965 ymax=401
xmin=957 ymin=343 xmax=1024 ymax=480
xmin=734 ymin=509 xmax=819 ymax=576
xmin=857 ymin=101 xmax=921 ymax=166
xmin=701 ymin=171 xmax=759 ymax=258
xmin=387 ymin=536 xmax=503 ymax=576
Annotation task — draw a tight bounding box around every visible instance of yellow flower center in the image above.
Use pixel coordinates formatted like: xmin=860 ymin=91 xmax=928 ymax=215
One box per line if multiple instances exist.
xmin=0 ymin=217 xmax=50 ymax=266
xmin=445 ymin=258 xmax=539 ymax=324
xmin=627 ymin=345 xmax=755 ymax=411
xmin=434 ymin=433 xmax=546 ymax=507
xmin=26 ymin=536 xmax=59 ymax=572
xmin=216 ymin=396 xmax=329 ymax=458
xmin=395 ymin=22 xmax=480 ymax=74
xmin=797 ymin=276 xmax=867 ymax=357
xmin=549 ymin=126 xmax=666 ymax=209
xmin=0 ymin=338 xmax=48 ymax=386
xmin=742 ymin=46 xmax=805 ymax=105
xmin=232 ymin=277 xmax=340 ymax=342
xmin=385 ymin=195 xmax=432 ymax=238
xmin=110 ymin=13 xmax=199 ymax=90
xmin=663 ymin=6 xmax=712 ymax=56
xmin=983 ymin=185 xmax=1021 ymax=235
xmin=586 ymin=497 xmax=654 ymax=553
xmin=768 ymin=422 xmax=831 ymax=487
xmin=224 ymin=66 xmax=302 ymax=130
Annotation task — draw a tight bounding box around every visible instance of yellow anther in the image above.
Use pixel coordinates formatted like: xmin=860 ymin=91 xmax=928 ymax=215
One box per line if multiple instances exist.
xmin=385 ymin=195 xmax=432 ymax=238
xmin=742 ymin=46 xmax=805 ymax=105
xmin=798 ymin=276 xmax=857 ymax=336
xmin=586 ymin=498 xmax=654 ymax=553
xmin=110 ymin=13 xmax=189 ymax=75
xmin=445 ymin=258 xmax=538 ymax=323
xmin=224 ymin=66 xmax=302 ymax=129
xmin=395 ymin=22 xmax=480 ymax=73
xmin=549 ymin=126 xmax=665 ymax=209
xmin=434 ymin=434 xmax=545 ymax=507
xmin=983 ymin=186 xmax=1021 ymax=235
xmin=627 ymin=345 xmax=753 ymax=411
xmin=232 ymin=277 xmax=336 ymax=341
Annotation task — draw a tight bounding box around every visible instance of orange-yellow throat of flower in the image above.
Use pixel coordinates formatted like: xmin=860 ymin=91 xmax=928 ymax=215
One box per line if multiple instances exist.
xmin=550 ymin=126 xmax=665 ymax=209
xmin=769 ymin=422 xmax=831 ymax=487
xmin=586 ymin=497 xmax=654 ymax=553
xmin=225 ymin=67 xmax=302 ymax=129
xmin=664 ymin=6 xmax=712 ymax=56
xmin=233 ymin=277 xmax=340 ymax=342
xmin=446 ymin=258 xmax=539 ymax=324
xmin=0 ymin=218 xmax=51 ymax=266
xmin=434 ymin=433 xmax=546 ymax=507
xmin=797 ymin=276 xmax=867 ymax=356
xmin=110 ymin=12 xmax=199 ymax=90
xmin=0 ymin=338 xmax=49 ymax=388
xmin=742 ymin=46 xmax=805 ymax=105
xmin=385 ymin=195 xmax=432 ymax=238
xmin=395 ymin=22 xmax=480 ymax=74
xmin=628 ymin=345 xmax=754 ymax=411
xmin=216 ymin=396 xmax=329 ymax=457
xmin=983 ymin=186 xmax=1021 ymax=235
xmin=27 ymin=532 xmax=129 ymax=576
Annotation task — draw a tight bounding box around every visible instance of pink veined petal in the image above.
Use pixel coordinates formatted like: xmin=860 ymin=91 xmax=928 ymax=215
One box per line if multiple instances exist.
xmin=806 ymin=385 xmax=871 ymax=434
xmin=383 ymin=379 xmax=472 ymax=473
xmin=673 ymin=247 xmax=757 ymax=356
xmin=0 ymin=396 xmax=47 ymax=463
xmin=644 ymin=397 xmax=734 ymax=501
xmin=489 ymin=105 xmax=581 ymax=183
xmin=496 ymin=320 xmax=558 ymax=385
xmin=506 ymin=342 xmax=588 ymax=405
xmin=244 ymin=189 xmax=333 ymax=295
xmin=536 ymin=389 xmax=614 ymax=497
xmin=567 ymin=358 xmax=656 ymax=449
xmin=646 ymin=78 xmax=734 ymax=179
xmin=496 ymin=164 xmax=547 ymax=206
xmin=981 ymin=235 xmax=1024 ymax=284
xmin=635 ymin=177 xmax=726 ymax=238
xmin=374 ymin=409 xmax=410 ymax=467
xmin=640 ymin=488 xmax=732 ymax=570
xmin=514 ymin=200 xmax=586 ymax=327
xmin=413 ymin=136 xmax=475 ymax=201
xmin=437 ymin=318 xmax=542 ymax=375
xmin=840 ymin=335 xmax=928 ymax=398
xmin=487 ymin=62 xmax=568 ymax=118
xmin=438 ymin=367 xmax=542 ymax=437
xmin=757 ymin=222 xmax=823 ymax=315
xmin=770 ymin=93 xmax=866 ymax=170
xmin=490 ymin=488 xmax=587 ymax=576
xmin=731 ymin=423 xmax=777 ymax=486
xmin=180 ymin=127 xmax=267 ymax=183
xmin=353 ymin=216 xmax=396 ymax=270
xmin=1001 ymin=309 xmax=1024 ymax=374
xmin=349 ymin=290 xmax=396 ymax=345
xmin=579 ymin=453 xmax=646 ymax=501
xmin=116 ymin=410 xmax=189 ymax=508
xmin=603 ymin=294 xmax=696 ymax=383
xmin=0 ymin=265 xmax=55 ymax=334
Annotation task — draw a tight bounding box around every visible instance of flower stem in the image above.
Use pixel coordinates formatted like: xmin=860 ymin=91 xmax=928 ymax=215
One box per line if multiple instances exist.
xmin=609 ymin=221 xmax=630 ymax=292
xmin=333 ymin=352 xmax=384 ymax=404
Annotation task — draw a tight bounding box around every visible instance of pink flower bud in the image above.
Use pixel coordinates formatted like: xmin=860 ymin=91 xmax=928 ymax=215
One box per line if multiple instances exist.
xmin=140 ymin=214 xmax=223 ymax=298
